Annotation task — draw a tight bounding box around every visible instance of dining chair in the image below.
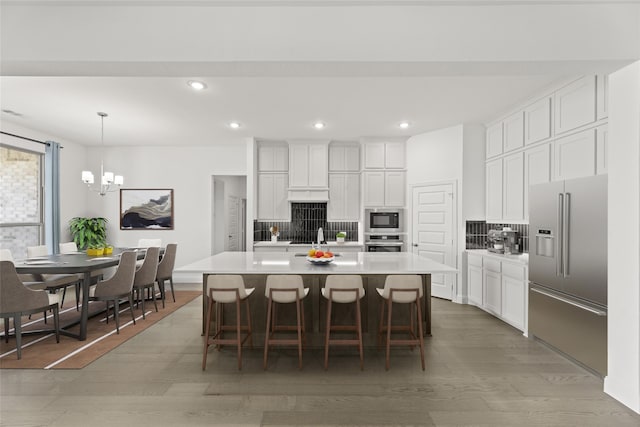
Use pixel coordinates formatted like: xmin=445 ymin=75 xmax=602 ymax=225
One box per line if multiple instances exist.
xmin=27 ymin=245 xmax=81 ymax=309
xmin=377 ymin=275 xmax=425 ymax=371
xmin=155 ymin=243 xmax=177 ymax=308
xmin=322 ymin=275 xmax=366 ymax=370
xmin=88 ymin=251 xmax=137 ymax=334
xmin=202 ymin=275 xmax=254 ymax=370
xmin=264 ymin=275 xmax=308 ymax=370
xmin=132 ymin=247 xmax=160 ymax=319
xmin=1 ymin=260 xmax=60 ymax=359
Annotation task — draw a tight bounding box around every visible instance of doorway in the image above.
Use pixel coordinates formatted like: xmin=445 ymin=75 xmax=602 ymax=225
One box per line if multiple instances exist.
xmin=411 ymin=181 xmax=457 ymax=300
xmin=212 ymin=175 xmax=247 ymax=254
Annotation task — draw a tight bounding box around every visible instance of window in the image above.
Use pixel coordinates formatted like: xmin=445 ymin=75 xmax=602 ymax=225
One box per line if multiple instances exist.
xmin=0 ymin=146 xmax=43 ymax=259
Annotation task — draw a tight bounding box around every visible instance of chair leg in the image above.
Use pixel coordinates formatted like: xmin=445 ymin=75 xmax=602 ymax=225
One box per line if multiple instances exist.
xmin=416 ymin=299 xmax=425 ymax=371
xmin=169 ymin=277 xmax=176 ymax=302
xmin=60 ymin=286 xmax=67 ymax=308
xmin=53 ymin=305 xmax=60 ymax=343
xmin=202 ymin=293 xmax=214 ymax=370
xmin=263 ymin=298 xmax=273 ymax=370
xmin=324 ymin=298 xmax=332 ymax=370
xmin=215 ymin=302 xmax=222 ymax=351
xmin=140 ymin=288 xmax=146 ymax=319
xmin=296 ymin=298 xmax=303 ymax=370
xmin=386 ymin=298 xmax=393 ymax=371
xmin=114 ymin=298 xmax=120 ymax=334
xmin=151 ymin=285 xmax=159 ymax=312
xmin=236 ymin=297 xmax=242 ymax=370
xmin=356 ymin=296 xmax=364 ymax=371
xmin=378 ymin=298 xmax=385 ymax=348
xmin=75 ymin=282 xmax=80 ymax=311
xmin=14 ymin=315 xmax=22 ymax=360
xmin=105 ymin=301 xmax=110 ymax=324
xmin=4 ymin=318 xmax=9 ymax=343
xmin=158 ymin=279 xmax=166 ymax=309
xmin=128 ymin=295 xmax=136 ymax=325
xmin=245 ymin=299 xmax=253 ymax=349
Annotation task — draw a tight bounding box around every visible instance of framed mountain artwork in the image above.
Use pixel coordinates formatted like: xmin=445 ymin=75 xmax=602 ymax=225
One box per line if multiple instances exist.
xmin=120 ymin=189 xmax=174 ymax=230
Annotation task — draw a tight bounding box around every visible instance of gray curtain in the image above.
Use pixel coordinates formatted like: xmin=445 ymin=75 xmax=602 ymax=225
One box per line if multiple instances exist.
xmin=45 ymin=141 xmax=62 ymax=254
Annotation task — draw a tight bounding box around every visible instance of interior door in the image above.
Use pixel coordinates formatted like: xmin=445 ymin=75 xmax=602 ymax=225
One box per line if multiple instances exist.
xmin=226 ymin=195 xmax=241 ymax=251
xmin=412 ymin=182 xmax=456 ymax=300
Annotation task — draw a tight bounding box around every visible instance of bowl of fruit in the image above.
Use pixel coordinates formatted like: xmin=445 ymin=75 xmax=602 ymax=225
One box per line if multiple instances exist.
xmin=306 ymin=249 xmax=334 ymax=264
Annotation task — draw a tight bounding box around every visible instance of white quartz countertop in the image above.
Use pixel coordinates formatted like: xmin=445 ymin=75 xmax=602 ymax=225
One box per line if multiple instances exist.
xmin=254 ymin=241 xmax=363 ymax=247
xmin=466 ymin=249 xmax=529 ymax=265
xmin=177 ymin=251 xmax=458 ymax=275
xmin=254 ymin=241 xmax=293 ymax=247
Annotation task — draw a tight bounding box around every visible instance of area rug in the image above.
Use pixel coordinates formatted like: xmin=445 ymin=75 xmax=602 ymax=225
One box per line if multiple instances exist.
xmin=0 ymin=291 xmax=200 ymax=369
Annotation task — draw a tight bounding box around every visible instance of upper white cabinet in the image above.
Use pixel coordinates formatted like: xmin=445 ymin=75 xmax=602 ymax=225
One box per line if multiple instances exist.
xmin=597 ymin=74 xmax=609 ymax=120
xmin=596 ymin=125 xmax=608 ymax=175
xmin=554 ymin=76 xmax=597 ymax=135
xmin=258 ymin=142 xmax=288 ymax=172
xmin=503 ymin=112 xmax=524 ymax=153
xmin=524 ymin=143 xmax=551 ymax=220
xmin=554 ymin=128 xmax=596 ymax=181
xmin=524 ymin=97 xmax=552 ymax=145
xmin=257 ymin=173 xmax=289 ymax=221
xmin=485 ymin=159 xmax=503 ymax=222
xmin=486 ymin=122 xmax=503 ymax=159
xmin=329 ymin=142 xmax=360 ymax=172
xmin=502 ymin=152 xmax=524 ymax=221
xmin=288 ymin=141 xmax=329 ymax=188
xmin=328 ymin=174 xmax=360 ymax=221
xmin=363 ymin=141 xmax=405 ymax=169
xmin=363 ymin=171 xmax=406 ymax=207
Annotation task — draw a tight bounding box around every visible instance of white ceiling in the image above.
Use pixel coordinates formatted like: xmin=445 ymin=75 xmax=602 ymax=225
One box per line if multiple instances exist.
xmin=1 ymin=1 xmax=638 ymax=147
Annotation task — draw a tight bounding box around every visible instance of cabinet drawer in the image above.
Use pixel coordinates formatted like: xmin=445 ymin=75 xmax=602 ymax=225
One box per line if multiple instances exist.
xmin=502 ymin=262 xmax=526 ymax=281
xmin=484 ymin=259 xmax=501 ymax=273
xmin=468 ymin=254 xmax=483 ymax=268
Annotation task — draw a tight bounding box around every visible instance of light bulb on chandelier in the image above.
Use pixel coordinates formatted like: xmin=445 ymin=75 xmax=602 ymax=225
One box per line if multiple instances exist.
xmin=81 ymin=112 xmax=124 ymax=195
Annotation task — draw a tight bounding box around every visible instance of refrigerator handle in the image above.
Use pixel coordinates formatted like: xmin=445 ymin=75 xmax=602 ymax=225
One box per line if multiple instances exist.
xmin=563 ymin=193 xmax=570 ymax=277
xmin=557 ymin=193 xmax=564 ymax=277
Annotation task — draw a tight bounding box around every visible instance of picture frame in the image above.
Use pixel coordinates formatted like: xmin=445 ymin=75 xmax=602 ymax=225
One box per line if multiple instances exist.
xmin=120 ymin=189 xmax=174 ymax=230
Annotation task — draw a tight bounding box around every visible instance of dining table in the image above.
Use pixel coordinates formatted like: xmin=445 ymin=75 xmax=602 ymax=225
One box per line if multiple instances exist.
xmin=14 ymin=248 xmax=150 ymax=341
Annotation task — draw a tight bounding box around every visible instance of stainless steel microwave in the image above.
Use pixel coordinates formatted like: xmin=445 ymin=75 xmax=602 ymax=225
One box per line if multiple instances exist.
xmin=365 ymin=209 xmax=402 ymax=233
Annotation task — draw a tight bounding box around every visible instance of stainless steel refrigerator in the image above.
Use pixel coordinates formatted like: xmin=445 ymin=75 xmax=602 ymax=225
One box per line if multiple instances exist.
xmin=528 ymin=174 xmax=607 ymax=376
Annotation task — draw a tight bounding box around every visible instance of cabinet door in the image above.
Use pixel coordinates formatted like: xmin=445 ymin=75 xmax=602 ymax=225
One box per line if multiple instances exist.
xmin=328 ymin=174 xmax=345 ymax=220
xmin=597 ymin=74 xmax=609 ymax=120
xmin=258 ymin=144 xmax=288 ymax=172
xmin=384 ymin=171 xmax=406 ymax=207
xmin=554 ymin=76 xmax=597 ymax=135
xmin=596 ymin=125 xmax=608 ymax=175
xmin=524 ymin=143 xmax=551 ymax=220
xmin=363 ymin=143 xmax=385 ymax=169
xmin=344 ymin=145 xmax=360 ymax=171
xmin=344 ymin=174 xmax=360 ymax=219
xmin=483 ymin=269 xmax=502 ymax=316
xmin=363 ymin=171 xmax=385 ymax=207
xmin=289 ymin=144 xmax=309 ymax=187
xmin=503 ymin=152 xmax=524 ymax=221
xmin=524 ymin=97 xmax=552 ymax=145
xmin=329 ymin=145 xmax=346 ymax=172
xmin=503 ymin=112 xmax=524 ymax=153
xmin=486 ymin=122 xmax=503 ymax=159
xmin=501 ymin=263 xmax=526 ymax=331
xmin=384 ymin=142 xmax=405 ymax=169
xmin=308 ymin=143 xmax=328 ymax=187
xmin=554 ymin=128 xmax=596 ymax=180
xmin=486 ymin=159 xmax=503 ymax=222
xmin=273 ymin=174 xmax=289 ymax=220
xmin=257 ymin=174 xmax=275 ymax=220
xmin=467 ymin=260 xmax=483 ymax=307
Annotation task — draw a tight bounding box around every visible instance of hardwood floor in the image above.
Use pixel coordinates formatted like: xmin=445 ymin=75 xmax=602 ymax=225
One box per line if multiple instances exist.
xmin=1 ymin=287 xmax=638 ymax=426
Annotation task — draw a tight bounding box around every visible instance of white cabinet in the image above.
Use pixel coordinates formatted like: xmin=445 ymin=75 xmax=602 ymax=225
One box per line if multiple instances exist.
xmin=328 ymin=173 xmax=360 ymax=221
xmin=554 ymin=76 xmax=597 ymax=135
xmin=524 ymin=96 xmax=552 ymax=145
xmin=288 ymin=141 xmax=329 ymax=188
xmin=485 ymin=159 xmax=503 ymax=222
xmin=501 ymin=263 xmax=527 ymax=331
xmin=524 ymin=143 xmax=551 ymax=220
xmin=597 ymin=74 xmax=609 ymax=120
xmin=483 ymin=259 xmax=502 ymax=316
xmin=258 ymin=143 xmax=288 ymax=172
xmin=363 ymin=171 xmax=406 ymax=207
xmin=554 ymin=128 xmax=596 ymax=181
xmin=503 ymin=112 xmax=524 ymax=153
xmin=329 ymin=142 xmax=359 ymax=172
xmin=596 ymin=125 xmax=608 ymax=175
xmin=502 ymin=152 xmax=524 ymax=221
xmin=486 ymin=122 xmax=503 ymax=159
xmin=257 ymin=173 xmax=288 ymax=221
xmin=467 ymin=254 xmax=483 ymax=307
xmin=363 ymin=141 xmax=405 ymax=169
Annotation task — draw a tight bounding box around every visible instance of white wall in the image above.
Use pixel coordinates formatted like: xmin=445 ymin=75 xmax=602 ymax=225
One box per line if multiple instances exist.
xmin=604 ymin=61 xmax=640 ymax=414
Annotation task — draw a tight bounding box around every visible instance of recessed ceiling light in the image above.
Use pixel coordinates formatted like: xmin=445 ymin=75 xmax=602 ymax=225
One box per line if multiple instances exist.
xmin=229 ymin=122 xmax=241 ymax=129
xmin=314 ymin=122 xmax=325 ymax=129
xmin=399 ymin=122 xmax=410 ymax=129
xmin=187 ymin=80 xmax=206 ymax=90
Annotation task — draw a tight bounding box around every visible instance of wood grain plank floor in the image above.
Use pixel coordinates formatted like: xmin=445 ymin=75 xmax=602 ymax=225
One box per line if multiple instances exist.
xmin=1 ymin=289 xmax=638 ymax=427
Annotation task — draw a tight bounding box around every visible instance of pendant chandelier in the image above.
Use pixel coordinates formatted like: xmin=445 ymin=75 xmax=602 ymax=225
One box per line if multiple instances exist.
xmin=81 ymin=112 xmax=123 ymax=196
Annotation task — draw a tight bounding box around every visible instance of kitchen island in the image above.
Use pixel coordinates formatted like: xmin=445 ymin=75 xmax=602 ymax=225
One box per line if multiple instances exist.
xmin=177 ymin=251 xmax=457 ymax=346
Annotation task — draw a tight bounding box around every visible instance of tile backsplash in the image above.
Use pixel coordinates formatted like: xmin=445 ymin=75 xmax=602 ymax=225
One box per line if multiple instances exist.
xmin=254 ymin=203 xmax=358 ymax=243
xmin=466 ymin=221 xmax=529 ymax=253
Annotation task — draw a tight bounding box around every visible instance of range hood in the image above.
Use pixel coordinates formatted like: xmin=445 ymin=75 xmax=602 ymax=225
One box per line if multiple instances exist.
xmin=287 ymin=188 xmax=329 ymax=202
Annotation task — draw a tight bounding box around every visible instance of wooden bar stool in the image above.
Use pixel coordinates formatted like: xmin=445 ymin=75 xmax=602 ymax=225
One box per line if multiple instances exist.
xmin=202 ymin=275 xmax=254 ymax=370
xmin=377 ymin=275 xmax=425 ymax=371
xmin=322 ymin=275 xmax=365 ymax=370
xmin=264 ymin=275 xmax=308 ymax=370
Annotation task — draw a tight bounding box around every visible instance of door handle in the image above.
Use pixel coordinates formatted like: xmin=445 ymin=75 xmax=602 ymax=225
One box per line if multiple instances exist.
xmin=563 ymin=193 xmax=570 ymax=277
xmin=557 ymin=193 xmax=563 ymax=277
xmin=413 ymin=243 xmax=418 ymax=247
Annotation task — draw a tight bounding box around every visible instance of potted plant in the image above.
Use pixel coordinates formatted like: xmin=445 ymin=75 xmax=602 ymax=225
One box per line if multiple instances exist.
xmin=69 ymin=217 xmax=108 ymax=252
xmin=336 ymin=231 xmax=346 ymax=243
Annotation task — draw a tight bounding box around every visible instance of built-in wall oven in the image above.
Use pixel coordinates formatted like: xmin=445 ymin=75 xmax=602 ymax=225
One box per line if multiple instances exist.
xmin=365 ymin=209 xmax=402 ymax=233
xmin=365 ymin=234 xmax=405 ymax=252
